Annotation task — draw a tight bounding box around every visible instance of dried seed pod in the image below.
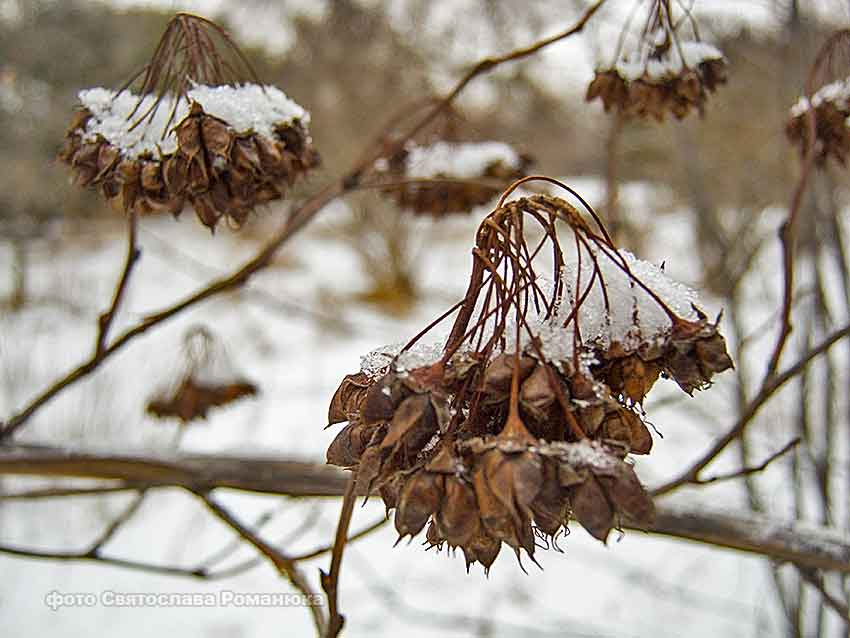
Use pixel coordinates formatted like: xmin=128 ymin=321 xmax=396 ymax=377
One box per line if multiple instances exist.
xmin=361 ymin=374 xmax=409 ymax=425
xmin=566 ymin=474 xmax=615 ymax=542
xmin=328 ymin=372 xmax=372 ymax=425
xmin=395 ymin=470 xmax=445 ymax=538
xmin=601 ymin=408 xmax=653 ymax=455
xmin=597 ymin=465 xmax=655 ymax=528
xmin=376 ymin=140 xmax=532 ymax=218
xmin=326 ymin=419 xmax=384 ymax=467
xmin=519 ymin=364 xmax=557 ymax=422
xmin=481 ymin=353 xmax=536 ymax=402
xmin=462 ymin=531 xmax=501 ymax=573
xmin=437 ymin=476 xmax=480 ymax=548
xmin=380 ymin=394 xmax=438 ymax=456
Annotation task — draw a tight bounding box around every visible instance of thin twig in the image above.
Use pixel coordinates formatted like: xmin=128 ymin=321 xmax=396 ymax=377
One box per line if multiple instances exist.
xmin=694 ymin=438 xmax=800 ymax=485
xmin=798 ymin=568 xmax=850 ymax=622
xmin=0 ymin=483 xmax=145 ymax=500
xmin=0 ymin=543 xmax=207 ymax=578
xmin=196 ymin=490 xmax=327 ymax=635
xmin=653 ymin=322 xmax=850 ymax=496
xmin=321 ymin=475 xmax=357 ymax=638
xmin=95 ymin=210 xmax=140 ymax=357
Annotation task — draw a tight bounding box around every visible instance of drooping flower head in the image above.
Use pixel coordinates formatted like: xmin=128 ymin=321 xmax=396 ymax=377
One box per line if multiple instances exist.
xmin=59 ymin=13 xmax=319 ymax=230
xmin=326 ymin=177 xmax=732 ymax=571
xmin=586 ymin=0 xmax=726 ymax=121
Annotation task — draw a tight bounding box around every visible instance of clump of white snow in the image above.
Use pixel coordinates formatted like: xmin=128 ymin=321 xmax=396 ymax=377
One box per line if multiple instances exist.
xmin=360 ymin=247 xmax=702 ymax=375
xmin=359 ymin=340 xmax=446 ymax=379
xmin=614 ymin=41 xmax=724 ymax=82
xmin=552 ymin=248 xmax=700 ymax=353
xmin=77 ymin=84 xmax=309 ymax=158
xmin=404 ymin=141 xmax=521 ymax=179
xmin=789 ymin=77 xmax=850 ymax=117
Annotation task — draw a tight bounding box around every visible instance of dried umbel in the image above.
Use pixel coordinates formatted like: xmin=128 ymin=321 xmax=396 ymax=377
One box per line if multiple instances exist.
xmin=326 ymin=180 xmax=732 ymax=571
xmin=375 ymin=141 xmax=532 ymax=217
xmin=787 ymin=78 xmax=850 ymax=165
xmin=586 ymin=0 xmax=726 ymax=121
xmin=146 ymin=326 xmax=258 ymax=423
xmin=58 ymin=13 xmax=319 ymax=230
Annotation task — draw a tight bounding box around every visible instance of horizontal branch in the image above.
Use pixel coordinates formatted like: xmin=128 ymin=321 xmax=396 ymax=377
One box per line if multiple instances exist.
xmin=1 ymin=444 xmax=849 ymax=573
xmin=0 ymin=445 xmax=350 ymax=496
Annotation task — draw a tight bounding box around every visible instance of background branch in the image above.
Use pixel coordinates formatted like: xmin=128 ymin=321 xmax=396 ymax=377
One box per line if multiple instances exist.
xmin=1 ymin=445 xmax=848 ymax=574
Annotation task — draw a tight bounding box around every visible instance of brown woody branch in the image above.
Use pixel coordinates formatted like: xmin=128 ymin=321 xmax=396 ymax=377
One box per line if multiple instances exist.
xmin=1 ymin=445 xmax=848 ymax=574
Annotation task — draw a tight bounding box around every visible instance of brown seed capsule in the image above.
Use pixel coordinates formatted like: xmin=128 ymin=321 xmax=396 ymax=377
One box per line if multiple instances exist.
xmin=380 ymin=394 xmax=438 ymax=457
xmin=462 ymin=531 xmax=501 ymax=573
xmin=519 ymin=364 xmax=557 ymax=422
xmin=437 ymin=477 xmax=480 ymax=548
xmin=601 ymin=408 xmax=652 ymax=455
xmin=201 ymin=115 xmax=232 ymax=159
xmin=395 ymin=470 xmax=445 ymax=538
xmin=162 ymin=155 xmax=189 ymax=196
xmin=482 ymin=354 xmax=536 ymax=402
xmin=328 ymin=372 xmax=372 ymax=425
xmin=176 ymin=110 xmax=203 ymax=160
xmin=597 ymin=465 xmax=655 ymax=528
xmin=326 ymin=419 xmax=384 ymax=467
xmin=567 ymin=474 xmax=614 ymax=542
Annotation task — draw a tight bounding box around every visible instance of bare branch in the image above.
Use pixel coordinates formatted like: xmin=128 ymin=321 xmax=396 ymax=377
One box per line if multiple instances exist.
xmin=321 ymin=476 xmax=356 ymax=638
xmin=694 ymin=438 xmax=800 ymax=485
xmin=2 ymin=446 xmax=849 ymax=574
xmin=196 ymin=490 xmax=327 ymax=635
xmin=653 ymin=322 xmax=850 ymax=496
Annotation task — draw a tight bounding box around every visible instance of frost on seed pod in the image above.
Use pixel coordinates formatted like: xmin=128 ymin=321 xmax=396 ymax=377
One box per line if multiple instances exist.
xmin=59 ymin=14 xmax=319 ymax=231
xmin=376 ymin=141 xmax=532 ymax=217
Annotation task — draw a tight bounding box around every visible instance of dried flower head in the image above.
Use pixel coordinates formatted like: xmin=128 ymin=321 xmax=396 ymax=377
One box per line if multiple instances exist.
xmin=59 ymin=13 xmax=319 ymax=230
xmin=326 ymin=178 xmax=732 ymax=571
xmin=375 ymin=141 xmax=532 ymax=217
xmin=586 ymin=0 xmax=726 ymax=121
xmin=146 ymin=325 xmax=258 ymax=423
xmin=786 ymin=30 xmax=850 ymax=164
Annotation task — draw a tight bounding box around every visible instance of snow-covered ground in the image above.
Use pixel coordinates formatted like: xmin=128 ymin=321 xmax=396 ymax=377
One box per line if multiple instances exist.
xmin=0 ymin=180 xmax=800 ymax=637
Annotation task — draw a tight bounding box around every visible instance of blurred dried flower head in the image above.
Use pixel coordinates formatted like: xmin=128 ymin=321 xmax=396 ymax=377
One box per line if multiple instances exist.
xmin=787 ymin=78 xmax=850 ymax=164
xmin=375 ymin=140 xmax=532 ymax=217
xmin=147 ymin=325 xmax=258 ymax=423
xmin=586 ymin=0 xmax=726 ymax=121
xmin=59 ymin=13 xmax=319 ymax=230
xmin=326 ymin=182 xmax=732 ymax=571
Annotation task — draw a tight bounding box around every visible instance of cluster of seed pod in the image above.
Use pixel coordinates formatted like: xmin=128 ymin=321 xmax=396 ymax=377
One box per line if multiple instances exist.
xmin=786 ymin=80 xmax=850 ymax=165
xmin=60 ymin=101 xmax=319 ymax=230
xmin=586 ymin=53 xmax=726 ymax=121
xmin=375 ymin=141 xmax=532 ymax=218
xmin=328 ymin=354 xmax=662 ymax=572
xmin=591 ymin=312 xmax=733 ymax=399
xmin=326 ymin=189 xmax=732 ymax=571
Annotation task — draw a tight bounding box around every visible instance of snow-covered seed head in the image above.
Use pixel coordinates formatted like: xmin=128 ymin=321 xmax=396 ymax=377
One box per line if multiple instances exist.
xmin=324 ymin=184 xmax=730 ymax=570
xmin=586 ymin=0 xmax=726 ymax=121
xmin=375 ymin=140 xmax=532 ymax=217
xmin=58 ymin=13 xmax=319 ymax=230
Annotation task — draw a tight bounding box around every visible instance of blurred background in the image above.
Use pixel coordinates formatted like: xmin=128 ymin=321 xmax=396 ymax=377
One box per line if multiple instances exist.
xmin=1 ymin=1 xmax=849 ymax=636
